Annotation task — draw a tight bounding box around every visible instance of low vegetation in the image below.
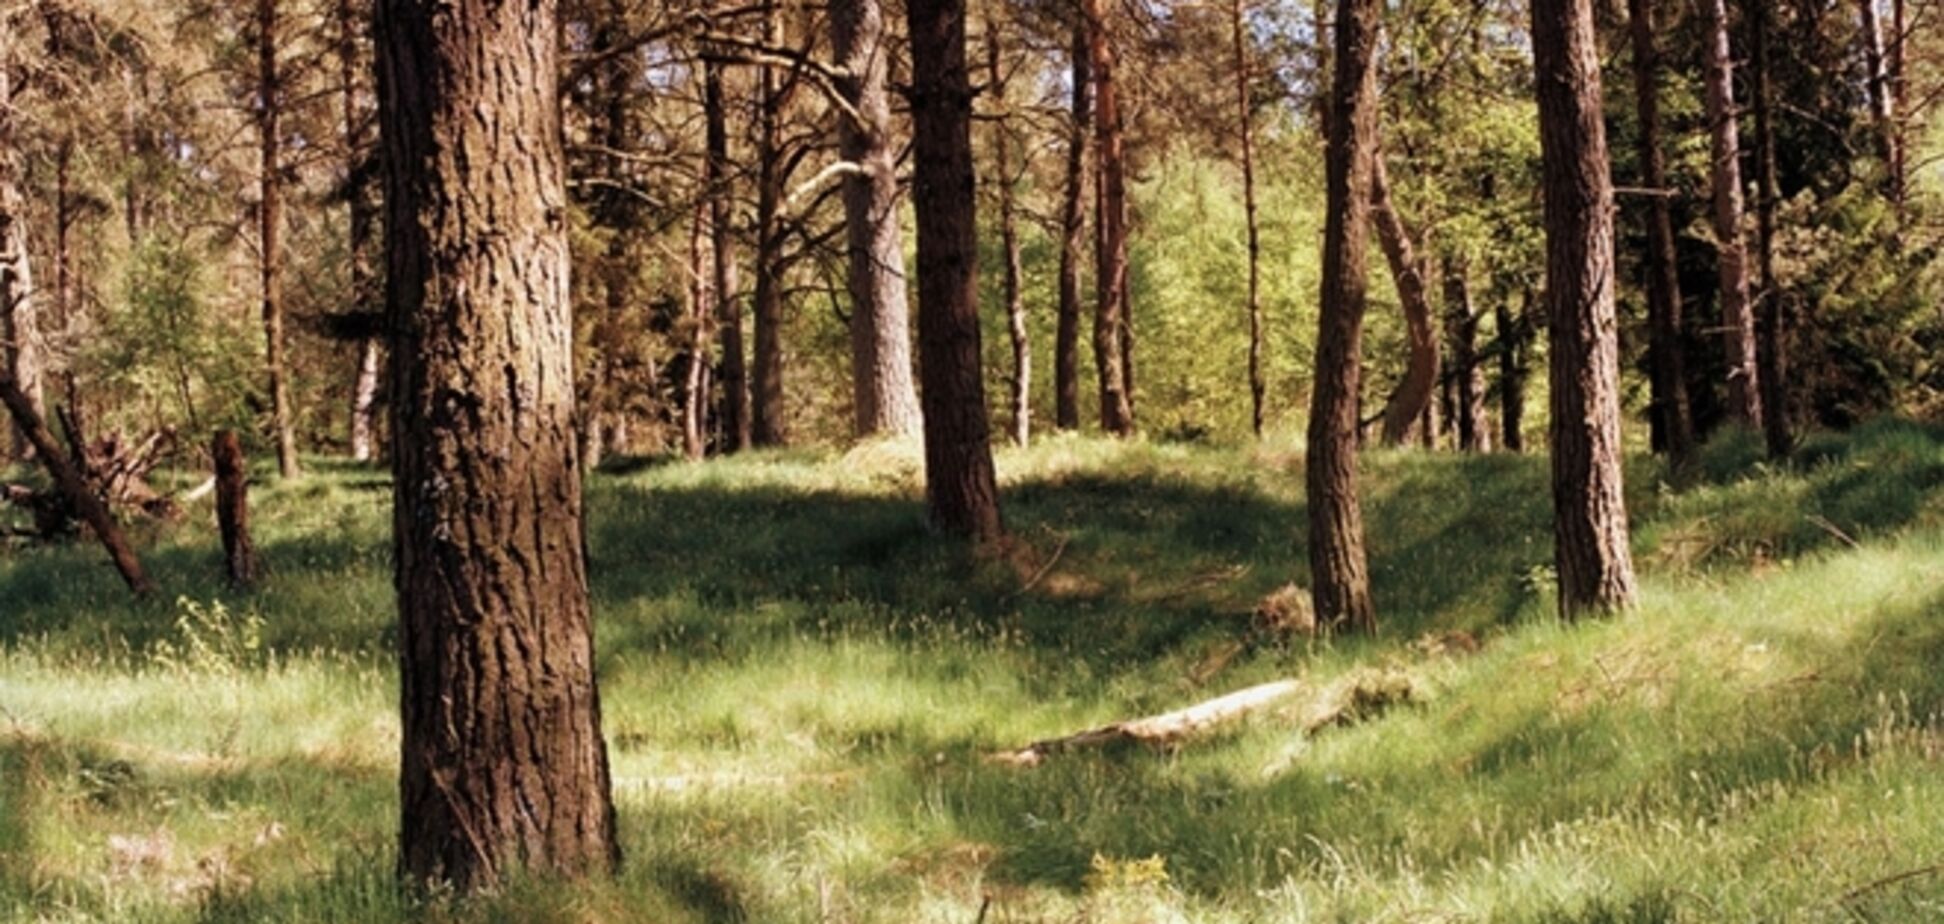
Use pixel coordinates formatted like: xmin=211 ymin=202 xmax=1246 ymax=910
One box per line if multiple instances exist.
xmin=3 ymin=422 xmax=1942 ymax=922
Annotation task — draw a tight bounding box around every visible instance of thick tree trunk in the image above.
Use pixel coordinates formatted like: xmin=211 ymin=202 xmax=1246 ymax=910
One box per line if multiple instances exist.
xmin=212 ymin=430 xmax=257 ymax=588
xmin=1700 ymin=0 xmax=1761 ymax=428
xmin=833 ymin=0 xmax=922 ymax=440
xmin=906 ymin=0 xmax=1004 ymax=543
xmin=1233 ymin=0 xmax=1266 ymax=437
xmin=1 ymin=27 xmax=44 ymax=463
xmin=704 ymin=57 xmax=750 ymax=453
xmin=988 ymin=29 xmax=1030 ymax=447
xmin=1748 ymin=0 xmax=1790 ymax=458
xmin=259 ymin=0 xmax=301 ymax=480
xmin=1306 ymin=0 xmax=1379 ymax=632
xmin=1532 ymin=0 xmax=1639 ymax=617
xmin=343 ymin=0 xmax=382 ymax=463
xmin=1496 ymin=287 xmax=1530 ymax=453
xmin=751 ymin=3 xmax=789 ymax=447
xmin=1445 ymin=260 xmax=1490 ymax=453
xmin=1054 ymin=20 xmax=1091 ymax=432
xmin=1370 ymin=155 xmax=1437 ymax=447
xmin=0 ymin=377 xmax=153 ymax=596
xmin=1626 ymin=0 xmax=1693 ymax=463
xmin=1084 ymin=0 xmax=1134 ymax=437
xmin=375 ymin=0 xmax=619 ymax=891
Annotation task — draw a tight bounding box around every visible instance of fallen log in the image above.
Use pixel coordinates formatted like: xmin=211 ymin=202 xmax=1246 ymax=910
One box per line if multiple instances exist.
xmin=990 ymin=679 xmax=1305 ymax=768
xmin=0 ymin=375 xmax=155 ymax=596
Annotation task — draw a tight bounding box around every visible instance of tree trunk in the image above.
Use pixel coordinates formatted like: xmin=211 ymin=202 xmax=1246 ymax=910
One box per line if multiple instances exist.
xmin=705 ymin=56 xmax=750 ymax=453
xmin=53 ymin=140 xmax=77 ymax=413
xmin=1306 ymin=0 xmax=1379 ymax=632
xmin=683 ymin=200 xmax=713 ymax=461
xmin=833 ymin=0 xmax=922 ymax=440
xmin=375 ymin=0 xmax=619 ymax=891
xmin=212 ymin=430 xmax=257 ymax=588
xmin=1232 ymin=0 xmax=1266 ymax=437
xmin=343 ymin=0 xmax=382 ymax=463
xmin=1445 ymin=260 xmax=1490 ymax=453
xmin=1886 ymin=0 xmax=1906 ymax=206
xmin=259 ymin=0 xmax=301 ymax=480
xmin=1748 ymin=0 xmax=1790 ymax=458
xmin=1626 ymin=0 xmax=1694 ymax=463
xmin=988 ymin=28 xmax=1031 ymax=448
xmin=1370 ymin=155 xmax=1438 ymax=447
xmin=1 ymin=25 xmax=44 ymax=463
xmin=751 ymin=2 xmax=789 ymax=447
xmin=906 ymin=0 xmax=1004 ymax=543
xmin=1532 ymin=0 xmax=1639 ymax=617
xmin=1496 ymin=287 xmax=1530 ymax=453
xmin=1858 ymin=0 xmax=1897 ymax=178
xmin=0 ymin=377 xmax=153 ymax=596
xmin=1700 ymin=0 xmax=1761 ymax=429
xmin=1054 ymin=19 xmax=1091 ymax=432
xmin=1084 ymin=0 xmax=1134 ymax=437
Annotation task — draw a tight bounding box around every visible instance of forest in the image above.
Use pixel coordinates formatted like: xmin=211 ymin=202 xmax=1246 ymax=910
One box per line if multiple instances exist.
xmin=1 ymin=0 xmax=1942 ymax=919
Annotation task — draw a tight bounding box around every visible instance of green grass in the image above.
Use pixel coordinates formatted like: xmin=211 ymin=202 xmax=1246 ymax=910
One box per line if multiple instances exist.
xmin=3 ymin=422 xmax=1942 ymax=922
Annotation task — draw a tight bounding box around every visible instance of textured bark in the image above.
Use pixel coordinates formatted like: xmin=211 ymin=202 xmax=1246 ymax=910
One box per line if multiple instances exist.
xmin=1444 ymin=261 xmax=1490 ymax=453
xmin=1233 ymin=0 xmax=1266 ymax=437
xmin=1887 ymin=0 xmax=1906 ymax=205
xmin=906 ymin=0 xmax=1004 ymax=543
xmin=751 ymin=3 xmax=789 ymax=447
xmin=212 ymin=431 xmax=257 ymax=588
xmin=833 ymin=0 xmax=922 ymax=440
xmin=1 ymin=25 xmax=44 ymax=463
xmin=375 ymin=0 xmax=618 ymax=891
xmin=1306 ymin=0 xmax=1379 ymax=633
xmin=0 ymin=377 xmax=153 ymax=596
xmin=1858 ymin=0 xmax=1897 ymax=176
xmin=683 ymin=201 xmax=713 ymax=461
xmin=1700 ymin=0 xmax=1761 ymax=428
xmin=1370 ymin=156 xmax=1437 ymax=447
xmin=1533 ymin=0 xmax=1639 ymax=617
xmin=704 ymin=57 xmax=750 ymax=452
xmin=989 ymin=30 xmax=1030 ymax=447
xmin=1748 ymin=0 xmax=1790 ymax=457
xmin=259 ymin=0 xmax=301 ymax=480
xmin=1496 ymin=288 xmax=1531 ymax=453
xmin=343 ymin=0 xmax=382 ymax=463
xmin=1626 ymin=0 xmax=1693 ymax=462
xmin=52 ymin=140 xmax=76 ymax=412
xmin=1054 ymin=20 xmax=1091 ymax=432
xmin=1084 ymin=0 xmax=1133 ymax=437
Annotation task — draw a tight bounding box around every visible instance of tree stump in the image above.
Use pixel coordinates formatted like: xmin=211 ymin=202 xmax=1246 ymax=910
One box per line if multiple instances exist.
xmin=212 ymin=430 xmax=256 ymax=587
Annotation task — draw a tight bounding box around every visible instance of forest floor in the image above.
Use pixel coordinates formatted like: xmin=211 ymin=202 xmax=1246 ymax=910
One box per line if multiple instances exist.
xmin=2 ymin=422 xmax=1943 ymax=922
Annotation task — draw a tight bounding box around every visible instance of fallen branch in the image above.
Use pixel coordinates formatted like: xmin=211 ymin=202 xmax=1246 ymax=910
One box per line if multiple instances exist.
xmin=0 ymin=376 xmax=155 ymax=596
xmin=1004 ymin=532 xmax=1070 ymax=600
xmin=1805 ymin=514 xmax=1861 ymax=549
xmin=1839 ymin=861 xmax=1944 ymax=906
xmin=990 ymin=679 xmax=1304 ymax=768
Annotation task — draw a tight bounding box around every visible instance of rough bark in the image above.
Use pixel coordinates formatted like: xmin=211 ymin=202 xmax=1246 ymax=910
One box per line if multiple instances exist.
xmin=683 ymin=200 xmax=713 ymax=461
xmin=375 ymin=0 xmax=619 ymax=890
xmin=1444 ymin=260 xmax=1490 ymax=453
xmin=1887 ymin=0 xmax=1906 ymax=205
xmin=0 ymin=377 xmax=153 ymax=596
xmin=1054 ymin=19 xmax=1090 ymax=432
xmin=343 ymin=0 xmax=382 ymax=463
xmin=1 ymin=25 xmax=44 ymax=463
xmin=212 ymin=430 xmax=257 ymax=588
xmin=1306 ymin=0 xmax=1379 ymax=632
xmin=1533 ymin=0 xmax=1639 ymax=617
xmin=751 ymin=2 xmax=789 ymax=447
xmin=833 ymin=0 xmax=922 ymax=440
xmin=1233 ymin=0 xmax=1266 ymax=437
xmin=1497 ymin=286 xmax=1531 ymax=453
xmin=1700 ymin=0 xmax=1761 ymax=428
xmin=1859 ymin=0 xmax=1897 ymax=178
xmin=704 ymin=56 xmax=750 ymax=452
xmin=259 ymin=0 xmax=301 ymax=480
xmin=1626 ymin=0 xmax=1693 ymax=462
xmin=1370 ymin=155 xmax=1438 ymax=447
xmin=1748 ymin=0 xmax=1790 ymax=457
xmin=988 ymin=29 xmax=1030 ymax=447
xmin=1084 ymin=0 xmax=1133 ymax=437
xmin=906 ymin=0 xmax=1004 ymax=543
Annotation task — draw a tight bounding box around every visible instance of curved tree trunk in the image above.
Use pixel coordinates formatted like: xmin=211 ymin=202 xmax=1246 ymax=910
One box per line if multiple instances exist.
xmin=1532 ymin=0 xmax=1639 ymax=617
xmin=1701 ymin=0 xmax=1761 ymax=427
xmin=1084 ymin=0 xmax=1133 ymax=437
xmin=833 ymin=0 xmax=922 ymax=439
xmin=906 ymin=0 xmax=1004 ymax=543
xmin=1371 ymin=155 xmax=1437 ymax=447
xmin=705 ymin=57 xmax=750 ymax=453
xmin=1306 ymin=0 xmax=1380 ymax=632
xmin=1054 ymin=19 xmax=1091 ymax=432
xmin=0 ymin=24 xmax=43 ymax=463
xmin=259 ymin=0 xmax=300 ymax=480
xmin=376 ymin=0 xmax=619 ymax=891
xmin=1749 ymin=0 xmax=1790 ymax=457
xmin=1626 ymin=0 xmax=1693 ymax=463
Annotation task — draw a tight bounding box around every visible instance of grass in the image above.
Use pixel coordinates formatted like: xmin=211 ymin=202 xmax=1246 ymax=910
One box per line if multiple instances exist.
xmin=2 ymin=420 xmax=1942 ymax=922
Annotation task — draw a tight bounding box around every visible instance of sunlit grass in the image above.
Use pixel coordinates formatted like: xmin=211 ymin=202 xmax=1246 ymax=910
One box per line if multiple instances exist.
xmin=3 ymin=423 xmax=1942 ymax=921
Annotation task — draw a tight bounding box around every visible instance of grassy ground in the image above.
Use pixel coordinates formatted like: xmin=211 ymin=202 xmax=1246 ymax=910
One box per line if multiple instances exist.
xmin=1 ymin=421 xmax=1941 ymax=922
